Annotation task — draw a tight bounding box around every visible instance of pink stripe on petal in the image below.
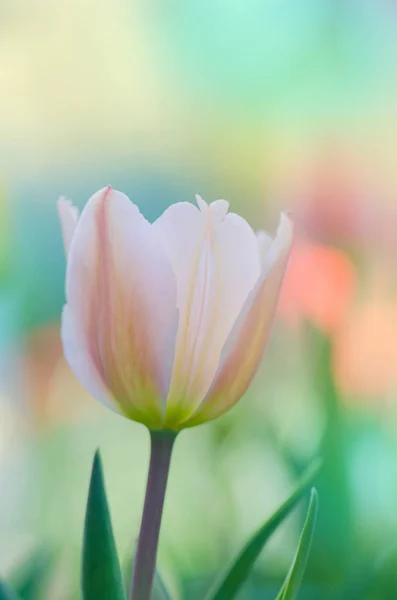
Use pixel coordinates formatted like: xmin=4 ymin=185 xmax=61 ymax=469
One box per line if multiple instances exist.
xmin=63 ymin=187 xmax=177 ymax=427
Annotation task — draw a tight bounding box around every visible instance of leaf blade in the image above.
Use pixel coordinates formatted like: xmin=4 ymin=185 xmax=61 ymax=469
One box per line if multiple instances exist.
xmin=152 ymin=570 xmax=173 ymax=600
xmin=278 ymin=488 xmax=319 ymax=600
xmin=0 ymin=580 xmax=21 ymax=600
xmin=205 ymin=459 xmax=321 ymax=600
xmin=82 ymin=450 xmax=125 ymax=600
xmin=275 ymin=580 xmax=287 ymax=600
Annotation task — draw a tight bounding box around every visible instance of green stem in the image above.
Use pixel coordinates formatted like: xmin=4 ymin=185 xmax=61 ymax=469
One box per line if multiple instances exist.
xmin=129 ymin=430 xmax=177 ymax=600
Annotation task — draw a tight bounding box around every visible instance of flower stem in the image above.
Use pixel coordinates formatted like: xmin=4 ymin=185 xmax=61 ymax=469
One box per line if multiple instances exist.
xmin=129 ymin=430 xmax=177 ymax=600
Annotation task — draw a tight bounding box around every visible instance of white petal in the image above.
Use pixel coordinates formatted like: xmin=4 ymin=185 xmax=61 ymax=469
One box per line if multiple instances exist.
xmin=154 ymin=198 xmax=261 ymax=427
xmin=64 ymin=187 xmax=177 ymax=426
xmin=58 ymin=197 xmax=79 ymax=255
xmin=185 ymin=213 xmax=293 ymax=426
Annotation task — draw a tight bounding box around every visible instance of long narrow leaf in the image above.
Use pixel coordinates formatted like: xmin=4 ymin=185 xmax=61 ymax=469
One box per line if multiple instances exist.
xmin=0 ymin=581 xmax=21 ymax=600
xmin=82 ymin=450 xmax=125 ymax=600
xmin=278 ymin=488 xmax=318 ymax=600
xmin=152 ymin=571 xmax=173 ymax=600
xmin=205 ymin=459 xmax=321 ymax=600
xmin=275 ymin=580 xmax=287 ymax=600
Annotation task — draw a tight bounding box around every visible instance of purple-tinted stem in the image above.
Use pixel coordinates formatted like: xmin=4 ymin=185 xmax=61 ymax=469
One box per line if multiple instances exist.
xmin=129 ymin=430 xmax=176 ymax=600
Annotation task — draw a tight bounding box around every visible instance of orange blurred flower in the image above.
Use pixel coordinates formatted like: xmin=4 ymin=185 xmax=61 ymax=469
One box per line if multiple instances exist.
xmin=279 ymin=237 xmax=356 ymax=334
xmin=333 ymin=267 xmax=397 ymax=400
xmin=22 ymin=323 xmax=88 ymax=425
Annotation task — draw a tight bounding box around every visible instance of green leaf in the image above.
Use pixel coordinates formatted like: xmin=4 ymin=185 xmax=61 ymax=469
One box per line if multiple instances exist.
xmin=307 ymin=326 xmax=352 ymax=577
xmin=275 ymin=581 xmax=287 ymax=600
xmin=0 ymin=580 xmax=21 ymax=600
xmin=82 ymin=450 xmax=125 ymax=600
xmin=205 ymin=459 xmax=321 ymax=600
xmin=10 ymin=549 xmax=53 ymax=600
xmin=152 ymin=571 xmax=173 ymax=600
xmin=277 ymin=488 xmax=319 ymax=600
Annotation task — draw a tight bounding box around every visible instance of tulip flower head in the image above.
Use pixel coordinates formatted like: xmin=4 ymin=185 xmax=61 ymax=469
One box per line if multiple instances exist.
xmin=59 ymin=187 xmax=293 ymax=431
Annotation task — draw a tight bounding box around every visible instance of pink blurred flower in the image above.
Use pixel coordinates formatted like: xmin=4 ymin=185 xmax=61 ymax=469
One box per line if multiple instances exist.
xmin=296 ymin=155 xmax=366 ymax=246
xmin=295 ymin=151 xmax=397 ymax=262
xmin=58 ymin=187 xmax=292 ymax=430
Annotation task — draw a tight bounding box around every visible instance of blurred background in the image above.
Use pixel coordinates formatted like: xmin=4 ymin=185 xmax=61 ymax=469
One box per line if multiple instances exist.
xmin=1 ymin=0 xmax=397 ymax=598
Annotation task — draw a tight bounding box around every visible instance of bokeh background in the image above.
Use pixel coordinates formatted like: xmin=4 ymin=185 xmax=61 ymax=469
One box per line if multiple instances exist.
xmin=1 ymin=0 xmax=397 ymax=598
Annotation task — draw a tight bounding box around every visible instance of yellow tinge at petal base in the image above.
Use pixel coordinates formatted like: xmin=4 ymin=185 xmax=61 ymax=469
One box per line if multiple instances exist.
xmin=58 ymin=188 xmax=293 ymax=430
xmin=153 ymin=196 xmax=261 ymax=428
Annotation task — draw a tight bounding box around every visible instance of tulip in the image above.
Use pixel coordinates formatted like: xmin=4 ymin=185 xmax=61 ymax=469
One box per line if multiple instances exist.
xmin=58 ymin=186 xmax=293 ymax=432
xmin=58 ymin=186 xmax=293 ymax=600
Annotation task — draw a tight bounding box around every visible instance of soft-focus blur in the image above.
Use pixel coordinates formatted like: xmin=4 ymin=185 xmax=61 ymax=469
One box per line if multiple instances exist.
xmin=1 ymin=1 xmax=397 ymax=598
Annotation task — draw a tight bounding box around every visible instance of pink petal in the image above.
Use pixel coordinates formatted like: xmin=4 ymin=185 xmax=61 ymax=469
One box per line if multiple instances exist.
xmin=62 ymin=187 xmax=177 ymax=427
xmin=184 ymin=213 xmax=293 ymax=426
xmin=154 ymin=197 xmax=261 ymax=427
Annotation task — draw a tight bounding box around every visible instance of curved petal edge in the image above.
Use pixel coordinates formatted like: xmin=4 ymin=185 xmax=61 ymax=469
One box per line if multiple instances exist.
xmin=184 ymin=212 xmax=293 ymax=427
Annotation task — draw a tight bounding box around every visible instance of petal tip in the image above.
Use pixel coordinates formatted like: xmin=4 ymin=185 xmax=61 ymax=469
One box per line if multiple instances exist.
xmin=95 ymin=185 xmax=113 ymax=204
xmin=278 ymin=211 xmax=294 ymax=246
xmin=57 ymin=195 xmax=78 ymax=216
xmin=210 ymin=199 xmax=229 ymax=222
xmin=58 ymin=196 xmax=79 ymax=255
xmin=195 ymin=194 xmax=208 ymax=212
